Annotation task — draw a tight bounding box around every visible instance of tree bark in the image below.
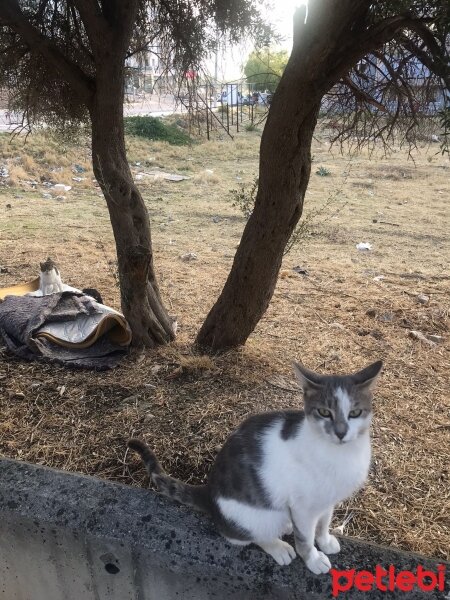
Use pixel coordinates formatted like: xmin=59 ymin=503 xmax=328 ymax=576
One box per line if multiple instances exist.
xmin=196 ymin=0 xmax=373 ymax=350
xmin=90 ymin=62 xmax=175 ymax=347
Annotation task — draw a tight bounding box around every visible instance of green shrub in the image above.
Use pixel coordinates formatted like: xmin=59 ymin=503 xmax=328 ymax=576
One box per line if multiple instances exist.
xmin=316 ymin=165 xmax=331 ymax=176
xmin=124 ymin=116 xmax=191 ymax=145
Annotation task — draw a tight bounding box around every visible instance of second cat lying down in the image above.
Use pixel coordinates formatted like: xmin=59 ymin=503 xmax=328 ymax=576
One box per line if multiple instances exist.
xmin=129 ymin=360 xmax=382 ymax=574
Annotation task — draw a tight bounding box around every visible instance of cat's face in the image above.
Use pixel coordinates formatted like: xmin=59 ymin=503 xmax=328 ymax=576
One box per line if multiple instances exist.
xmin=293 ymin=361 xmax=382 ymax=445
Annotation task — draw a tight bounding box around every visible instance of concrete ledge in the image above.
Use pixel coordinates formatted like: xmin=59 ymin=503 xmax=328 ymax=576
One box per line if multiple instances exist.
xmin=0 ymin=458 xmax=448 ymax=599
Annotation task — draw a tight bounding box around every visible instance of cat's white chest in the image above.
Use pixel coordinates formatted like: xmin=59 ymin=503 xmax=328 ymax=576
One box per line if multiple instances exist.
xmin=40 ymin=270 xmax=63 ymax=295
xmin=259 ymin=420 xmax=371 ymax=512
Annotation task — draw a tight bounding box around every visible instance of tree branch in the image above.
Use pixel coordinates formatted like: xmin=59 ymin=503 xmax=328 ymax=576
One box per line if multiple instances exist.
xmin=71 ymin=0 xmax=107 ymax=49
xmin=341 ymin=75 xmax=388 ymax=112
xmin=400 ymin=34 xmax=450 ymax=91
xmin=0 ymin=0 xmax=94 ymax=105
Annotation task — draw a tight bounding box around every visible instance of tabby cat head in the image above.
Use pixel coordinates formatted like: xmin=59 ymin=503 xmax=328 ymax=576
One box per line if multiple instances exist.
xmin=293 ymin=361 xmax=382 ymax=444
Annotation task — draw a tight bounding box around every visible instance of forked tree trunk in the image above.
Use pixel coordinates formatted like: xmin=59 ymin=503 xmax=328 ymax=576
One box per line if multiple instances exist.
xmin=90 ymin=65 xmax=174 ymax=347
xmin=196 ymin=103 xmax=320 ymax=349
xmin=196 ymin=0 xmax=372 ymax=350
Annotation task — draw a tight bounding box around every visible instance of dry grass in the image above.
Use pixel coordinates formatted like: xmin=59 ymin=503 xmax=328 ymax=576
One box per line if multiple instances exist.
xmin=0 ymin=123 xmax=449 ymax=562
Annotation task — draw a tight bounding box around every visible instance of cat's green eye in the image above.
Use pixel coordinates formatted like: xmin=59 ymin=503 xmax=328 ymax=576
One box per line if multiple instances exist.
xmin=349 ymin=409 xmax=362 ymax=418
xmin=317 ymin=408 xmax=332 ymax=418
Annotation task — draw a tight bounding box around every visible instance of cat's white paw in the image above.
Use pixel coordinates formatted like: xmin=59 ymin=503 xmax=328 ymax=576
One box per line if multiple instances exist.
xmin=259 ymin=539 xmax=296 ymax=566
xmin=316 ymin=534 xmax=341 ymax=554
xmin=305 ymin=549 xmax=331 ymax=575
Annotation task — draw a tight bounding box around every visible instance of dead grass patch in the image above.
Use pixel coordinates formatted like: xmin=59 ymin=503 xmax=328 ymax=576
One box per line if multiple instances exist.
xmin=0 ymin=122 xmax=449 ymax=561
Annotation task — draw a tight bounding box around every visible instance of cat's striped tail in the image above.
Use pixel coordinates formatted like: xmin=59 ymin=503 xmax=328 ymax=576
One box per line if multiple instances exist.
xmin=127 ymin=439 xmax=211 ymax=514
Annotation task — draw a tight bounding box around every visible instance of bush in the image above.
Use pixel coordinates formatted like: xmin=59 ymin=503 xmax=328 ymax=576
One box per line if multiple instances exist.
xmin=124 ymin=116 xmax=191 ymax=145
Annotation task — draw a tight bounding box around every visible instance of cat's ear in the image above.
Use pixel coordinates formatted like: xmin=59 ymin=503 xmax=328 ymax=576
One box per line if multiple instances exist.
xmin=351 ymin=360 xmax=383 ymax=391
xmin=292 ymin=362 xmax=324 ymax=393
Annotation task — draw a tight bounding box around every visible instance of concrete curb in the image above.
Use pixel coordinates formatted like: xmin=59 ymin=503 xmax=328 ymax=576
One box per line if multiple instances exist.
xmin=0 ymin=458 xmax=448 ymax=599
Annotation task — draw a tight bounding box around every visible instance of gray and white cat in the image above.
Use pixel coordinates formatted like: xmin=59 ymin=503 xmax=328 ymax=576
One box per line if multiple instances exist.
xmin=128 ymin=360 xmax=382 ymax=574
xmin=37 ymin=257 xmax=64 ymax=295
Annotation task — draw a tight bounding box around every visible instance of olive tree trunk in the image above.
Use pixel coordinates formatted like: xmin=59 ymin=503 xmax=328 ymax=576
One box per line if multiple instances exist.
xmin=196 ymin=0 xmax=374 ymax=350
xmin=90 ymin=65 xmax=175 ymax=347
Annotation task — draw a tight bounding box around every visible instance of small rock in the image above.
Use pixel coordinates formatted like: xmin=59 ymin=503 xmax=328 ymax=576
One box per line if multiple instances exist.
xmin=6 ymin=203 xmax=11 ymax=209
xmin=0 ymin=266 xmax=9 ymax=273
xmin=330 ymin=322 xmax=345 ymax=330
xmin=180 ymin=252 xmax=198 ymax=262
xmin=211 ymin=216 xmax=221 ymax=223
xmin=370 ymin=330 xmax=383 ymax=340
xmin=379 ymin=312 xmax=394 ymax=322
xmin=366 ymin=308 xmax=377 ymax=318
xmin=55 ymin=195 xmax=66 ymax=201
xmin=427 ymin=334 xmax=444 ymax=344
xmin=417 ymin=294 xmax=429 ymax=305
xmin=42 ymin=193 xmax=52 ymax=200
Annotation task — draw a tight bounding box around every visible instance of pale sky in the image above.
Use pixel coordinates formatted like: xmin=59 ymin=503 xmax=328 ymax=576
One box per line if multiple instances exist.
xmin=213 ymin=0 xmax=308 ymax=81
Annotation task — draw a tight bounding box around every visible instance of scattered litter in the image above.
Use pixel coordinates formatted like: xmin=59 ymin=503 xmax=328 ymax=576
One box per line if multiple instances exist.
xmin=53 ymin=184 xmax=72 ymax=192
xmin=408 ymin=330 xmax=436 ymax=347
xmin=136 ymin=170 xmax=190 ymax=182
xmin=72 ymin=177 xmax=85 ymax=182
xmin=204 ymin=169 xmax=214 ymax=175
xmin=0 ymin=166 xmax=9 ymax=178
xmin=293 ymin=266 xmax=309 ymax=276
xmin=427 ymin=335 xmax=444 ymax=344
xmin=42 ymin=193 xmax=52 ymax=200
xmin=431 ymin=135 xmax=440 ymax=143
xmin=417 ymin=294 xmax=430 ymax=305
xmin=73 ymin=164 xmax=85 ymax=173
xmin=356 ymin=242 xmax=372 ymax=251
xmin=180 ymin=252 xmax=198 ymax=262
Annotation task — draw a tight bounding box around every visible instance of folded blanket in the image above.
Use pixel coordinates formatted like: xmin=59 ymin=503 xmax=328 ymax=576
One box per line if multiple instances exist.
xmin=0 ymin=287 xmax=132 ymax=370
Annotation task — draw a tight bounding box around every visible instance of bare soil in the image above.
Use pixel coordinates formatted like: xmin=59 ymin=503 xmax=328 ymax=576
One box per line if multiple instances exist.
xmin=0 ymin=123 xmax=448 ymax=561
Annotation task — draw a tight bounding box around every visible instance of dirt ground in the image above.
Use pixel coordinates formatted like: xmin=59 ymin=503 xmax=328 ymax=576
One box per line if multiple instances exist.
xmin=0 ymin=123 xmax=449 ymax=561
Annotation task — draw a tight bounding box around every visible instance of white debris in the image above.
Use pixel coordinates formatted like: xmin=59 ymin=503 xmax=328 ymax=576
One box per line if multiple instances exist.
xmin=356 ymin=242 xmax=372 ymax=251
xmin=53 ymin=184 xmax=72 ymax=192
xmin=180 ymin=252 xmax=198 ymax=262
xmin=417 ymin=294 xmax=429 ymax=305
xmin=373 ymin=275 xmax=385 ymax=281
